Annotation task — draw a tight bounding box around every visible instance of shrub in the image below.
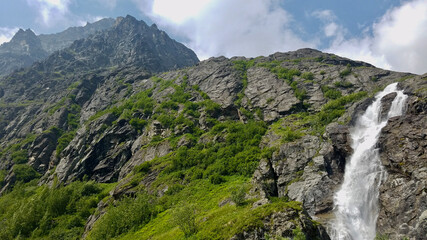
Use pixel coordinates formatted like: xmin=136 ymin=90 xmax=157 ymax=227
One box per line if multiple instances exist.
xmin=165 ymin=184 xmax=184 ymax=195
xmin=13 ymin=164 xmax=40 ymax=182
xmin=171 ymin=203 xmax=197 ymax=237
xmin=129 ymin=118 xmax=146 ymax=132
xmin=230 ymin=185 xmax=246 ymax=206
xmin=11 ymin=149 xmax=28 ymax=164
xmin=334 ymin=81 xmax=354 ymax=88
xmin=134 ymin=161 xmax=151 ymax=174
xmin=301 ymin=72 xmax=314 ymax=80
xmin=281 ymin=126 xmax=304 ymax=143
xmin=89 ymin=194 xmax=157 ymax=240
xmin=321 ymin=85 xmax=342 ymax=99
xmin=339 ymin=64 xmax=352 ymax=77
xmin=209 ymin=173 xmax=225 ymax=184
xmin=56 ymin=131 xmax=76 ymax=157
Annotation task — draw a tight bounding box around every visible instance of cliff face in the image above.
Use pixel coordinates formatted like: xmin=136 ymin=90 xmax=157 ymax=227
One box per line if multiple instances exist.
xmin=0 ymin=16 xmax=425 ymax=240
xmin=377 ymin=76 xmax=427 ymax=239
xmin=0 ymin=18 xmax=115 ymax=76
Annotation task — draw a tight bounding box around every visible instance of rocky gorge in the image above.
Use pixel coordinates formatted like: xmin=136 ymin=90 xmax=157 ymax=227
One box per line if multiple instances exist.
xmin=0 ymin=15 xmax=425 ymax=240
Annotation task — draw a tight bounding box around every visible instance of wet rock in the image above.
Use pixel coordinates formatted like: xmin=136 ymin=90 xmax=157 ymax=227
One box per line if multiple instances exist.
xmin=376 ymin=79 xmax=427 ymax=240
xmin=380 ymin=92 xmax=397 ymax=121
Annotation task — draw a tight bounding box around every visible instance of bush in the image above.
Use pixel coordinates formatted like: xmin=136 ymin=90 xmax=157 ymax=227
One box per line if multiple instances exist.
xmin=339 ymin=64 xmax=352 ymax=77
xmin=13 ymin=164 xmax=40 ymax=182
xmin=334 ymin=81 xmax=354 ymax=88
xmin=11 ymin=149 xmax=28 ymax=164
xmin=321 ymin=85 xmax=342 ymax=99
xmin=56 ymin=131 xmax=76 ymax=157
xmin=134 ymin=161 xmax=151 ymax=174
xmin=165 ymin=184 xmax=184 ymax=195
xmin=89 ymin=194 xmax=157 ymax=240
xmin=209 ymin=173 xmax=225 ymax=184
xmin=171 ymin=203 xmax=197 ymax=237
xmin=301 ymin=72 xmax=314 ymax=80
xmin=230 ymin=186 xmax=246 ymax=206
xmin=129 ymin=118 xmax=146 ymax=132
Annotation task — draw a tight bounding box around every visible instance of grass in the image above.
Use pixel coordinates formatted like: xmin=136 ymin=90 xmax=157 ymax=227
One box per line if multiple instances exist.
xmin=0 ymin=180 xmax=116 ymax=240
xmin=269 ymin=91 xmax=368 ymax=139
xmin=111 ymin=177 xmax=303 ymax=240
xmin=232 ymin=59 xmax=255 ymax=107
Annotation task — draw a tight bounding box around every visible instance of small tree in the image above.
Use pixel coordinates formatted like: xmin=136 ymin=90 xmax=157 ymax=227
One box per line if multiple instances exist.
xmin=171 ymin=203 xmax=197 ymax=237
xmin=230 ymin=185 xmax=246 ymax=206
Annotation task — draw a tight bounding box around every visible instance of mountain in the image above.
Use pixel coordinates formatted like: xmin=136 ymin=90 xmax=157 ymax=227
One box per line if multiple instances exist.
xmin=0 ymin=18 xmax=115 ymax=76
xmin=0 ymin=29 xmax=48 ymax=75
xmin=38 ymin=18 xmax=115 ymax=54
xmin=0 ymin=16 xmax=425 ymax=240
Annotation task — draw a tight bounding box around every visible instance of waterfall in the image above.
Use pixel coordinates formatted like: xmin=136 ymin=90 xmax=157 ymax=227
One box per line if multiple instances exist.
xmin=331 ymin=83 xmax=408 ymax=240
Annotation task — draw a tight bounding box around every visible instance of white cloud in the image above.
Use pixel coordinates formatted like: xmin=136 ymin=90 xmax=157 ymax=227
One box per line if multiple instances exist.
xmin=326 ymin=0 xmax=427 ymax=74
xmin=312 ymin=9 xmax=346 ymax=40
xmin=312 ymin=9 xmax=335 ymax=22
xmin=135 ymin=0 xmax=315 ymax=60
xmin=97 ymin=0 xmax=117 ymax=9
xmin=0 ymin=27 xmax=19 ymax=45
xmin=26 ymin=0 xmax=72 ymax=26
xmin=151 ymin=0 xmax=214 ymax=24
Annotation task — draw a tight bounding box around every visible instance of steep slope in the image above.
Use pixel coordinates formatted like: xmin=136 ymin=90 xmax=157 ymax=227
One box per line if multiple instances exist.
xmin=0 ymin=25 xmax=424 ymax=239
xmin=0 ymin=29 xmax=48 ymax=75
xmin=38 ymin=18 xmax=115 ymax=54
xmin=0 ymin=18 xmax=115 ymax=76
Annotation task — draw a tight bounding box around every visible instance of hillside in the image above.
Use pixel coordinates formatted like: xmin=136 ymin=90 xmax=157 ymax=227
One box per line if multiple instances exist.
xmin=0 ymin=16 xmax=425 ymax=240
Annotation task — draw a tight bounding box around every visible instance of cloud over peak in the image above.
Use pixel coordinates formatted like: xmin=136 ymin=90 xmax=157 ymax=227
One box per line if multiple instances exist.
xmin=27 ymin=0 xmax=72 ymax=26
xmin=146 ymin=0 xmax=314 ymax=59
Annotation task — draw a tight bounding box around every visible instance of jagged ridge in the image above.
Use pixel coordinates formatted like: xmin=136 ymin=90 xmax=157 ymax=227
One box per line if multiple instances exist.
xmin=0 ymin=16 xmax=425 ymax=240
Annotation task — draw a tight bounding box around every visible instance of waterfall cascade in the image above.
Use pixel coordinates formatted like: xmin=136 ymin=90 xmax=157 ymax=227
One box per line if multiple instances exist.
xmin=331 ymin=83 xmax=408 ymax=240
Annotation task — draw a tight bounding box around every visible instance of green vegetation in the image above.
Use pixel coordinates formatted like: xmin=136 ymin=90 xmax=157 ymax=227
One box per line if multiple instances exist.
xmin=230 ymin=185 xmax=247 ymax=206
xmin=339 ymin=64 xmax=352 ymax=77
xmin=258 ymin=61 xmax=308 ymax=102
xmin=334 ymin=81 xmax=354 ymax=88
xmin=170 ymin=203 xmax=198 ymax=237
xmin=321 ymin=85 xmax=342 ymax=100
xmin=12 ymin=164 xmax=40 ymax=182
xmin=88 ymin=193 xmax=157 ymax=239
xmin=102 ymin=177 xmax=305 ymax=240
xmin=0 ymin=58 xmax=375 ymax=240
xmin=301 ymin=72 xmax=314 ymax=80
xmin=232 ymin=59 xmax=255 ymax=107
xmin=11 ymin=149 xmax=28 ymax=164
xmin=166 ymin=120 xmax=267 ymax=177
xmin=374 ymin=233 xmax=390 ymax=240
xmin=0 ymin=180 xmax=114 ymax=240
xmin=271 ymin=91 xmax=367 ymax=138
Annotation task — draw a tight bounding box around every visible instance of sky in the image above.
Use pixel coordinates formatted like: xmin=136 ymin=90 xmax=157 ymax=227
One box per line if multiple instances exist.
xmin=0 ymin=0 xmax=426 ymax=74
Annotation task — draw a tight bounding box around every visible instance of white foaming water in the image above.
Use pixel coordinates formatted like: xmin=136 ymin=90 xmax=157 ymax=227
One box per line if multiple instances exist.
xmin=331 ymin=83 xmax=408 ymax=240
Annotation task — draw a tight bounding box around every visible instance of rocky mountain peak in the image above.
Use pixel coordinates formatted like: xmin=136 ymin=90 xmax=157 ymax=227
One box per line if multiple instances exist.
xmin=10 ymin=28 xmax=37 ymax=42
xmin=3 ymin=28 xmax=44 ymax=55
xmin=47 ymin=14 xmax=199 ymax=73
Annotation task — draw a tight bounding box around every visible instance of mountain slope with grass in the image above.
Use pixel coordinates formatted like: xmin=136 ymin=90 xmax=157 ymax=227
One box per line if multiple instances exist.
xmin=0 ymin=16 xmax=425 ymax=240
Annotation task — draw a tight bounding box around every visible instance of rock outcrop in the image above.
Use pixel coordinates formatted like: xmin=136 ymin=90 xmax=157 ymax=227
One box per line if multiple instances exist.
xmin=0 ymin=18 xmax=115 ymax=76
xmin=0 ymin=19 xmax=425 ymax=239
xmin=376 ymin=77 xmax=427 ymax=240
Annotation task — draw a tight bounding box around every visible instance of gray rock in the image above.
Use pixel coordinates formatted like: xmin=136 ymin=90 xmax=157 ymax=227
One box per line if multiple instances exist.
xmin=245 ymin=67 xmax=299 ymax=122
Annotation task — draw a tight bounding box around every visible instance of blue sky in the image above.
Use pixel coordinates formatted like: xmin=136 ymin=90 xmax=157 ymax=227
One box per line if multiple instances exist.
xmin=0 ymin=0 xmax=426 ymax=74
